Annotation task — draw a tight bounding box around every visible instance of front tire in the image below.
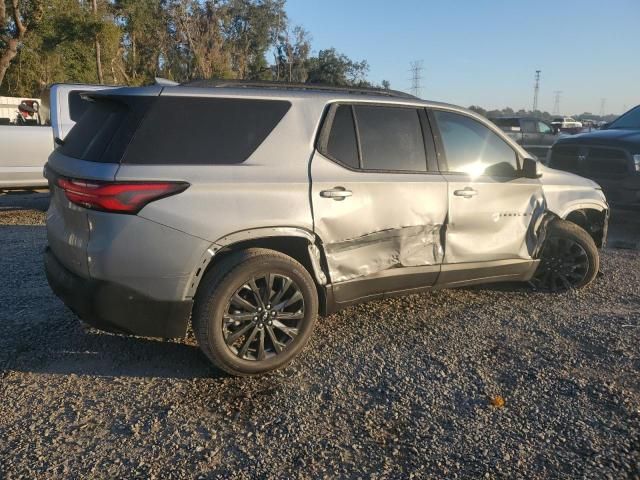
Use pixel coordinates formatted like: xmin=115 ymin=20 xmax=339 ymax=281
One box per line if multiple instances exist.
xmin=192 ymin=248 xmax=318 ymax=376
xmin=531 ymin=219 xmax=599 ymax=291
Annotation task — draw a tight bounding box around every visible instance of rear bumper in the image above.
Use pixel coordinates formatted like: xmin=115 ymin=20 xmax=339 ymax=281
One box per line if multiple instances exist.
xmin=45 ymin=247 xmax=192 ymax=338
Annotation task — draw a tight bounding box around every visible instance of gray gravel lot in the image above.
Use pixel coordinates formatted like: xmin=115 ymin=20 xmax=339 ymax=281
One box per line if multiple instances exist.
xmin=0 ymin=191 xmax=639 ymax=479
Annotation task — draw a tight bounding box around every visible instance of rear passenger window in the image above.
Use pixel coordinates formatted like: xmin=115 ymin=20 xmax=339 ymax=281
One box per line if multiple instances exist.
xmin=60 ymin=96 xmax=153 ymax=163
xmin=434 ymin=110 xmax=518 ymax=177
xmin=68 ymin=90 xmax=91 ymax=122
xmin=123 ymin=97 xmax=291 ymax=165
xmin=355 ymin=106 xmax=427 ymax=172
xmin=325 ymin=105 xmax=359 ymax=169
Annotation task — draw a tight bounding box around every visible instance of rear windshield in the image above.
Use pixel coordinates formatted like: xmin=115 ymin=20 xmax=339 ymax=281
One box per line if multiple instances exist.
xmin=60 ymin=95 xmax=291 ymax=165
xmin=59 ymin=95 xmax=153 ymax=163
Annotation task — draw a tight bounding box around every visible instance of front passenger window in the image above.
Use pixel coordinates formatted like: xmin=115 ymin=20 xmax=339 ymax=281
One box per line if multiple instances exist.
xmin=434 ymin=110 xmax=519 ymax=177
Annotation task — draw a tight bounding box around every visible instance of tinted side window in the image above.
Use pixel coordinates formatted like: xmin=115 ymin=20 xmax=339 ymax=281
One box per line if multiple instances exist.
xmin=123 ymin=97 xmax=291 ymax=165
xmin=69 ymin=91 xmax=91 ymax=122
xmin=325 ymin=105 xmax=359 ymax=169
xmin=520 ymin=119 xmax=536 ymax=133
xmin=434 ymin=110 xmax=518 ymax=177
xmin=60 ymin=96 xmax=153 ymax=163
xmin=354 ymin=105 xmax=427 ymax=172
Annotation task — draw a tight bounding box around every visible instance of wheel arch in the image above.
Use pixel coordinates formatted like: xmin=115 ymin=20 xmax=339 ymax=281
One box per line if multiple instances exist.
xmin=561 ymin=206 xmax=609 ymax=248
xmin=185 ymin=227 xmax=330 ymax=302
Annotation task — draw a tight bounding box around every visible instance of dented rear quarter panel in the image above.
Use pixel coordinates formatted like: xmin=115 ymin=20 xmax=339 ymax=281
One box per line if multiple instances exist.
xmin=121 ymin=89 xmax=326 ymax=244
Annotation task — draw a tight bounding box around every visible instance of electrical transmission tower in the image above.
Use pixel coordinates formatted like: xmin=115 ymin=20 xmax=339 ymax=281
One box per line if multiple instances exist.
xmin=600 ymin=98 xmax=606 ymax=117
xmin=409 ymin=60 xmax=424 ymax=98
xmin=552 ymin=91 xmax=562 ymax=115
xmin=532 ymin=70 xmax=541 ymax=111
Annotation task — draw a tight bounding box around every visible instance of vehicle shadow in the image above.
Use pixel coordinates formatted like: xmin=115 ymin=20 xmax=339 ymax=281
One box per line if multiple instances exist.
xmin=5 ymin=324 xmax=227 ymax=380
xmin=0 ymin=188 xmax=49 ymax=212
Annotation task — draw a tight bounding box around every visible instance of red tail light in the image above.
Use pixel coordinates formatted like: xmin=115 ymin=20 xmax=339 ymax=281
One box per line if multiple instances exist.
xmin=57 ymin=177 xmax=188 ymax=214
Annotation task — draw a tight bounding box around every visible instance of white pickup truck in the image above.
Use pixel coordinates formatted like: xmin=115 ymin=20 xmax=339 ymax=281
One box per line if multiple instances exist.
xmin=0 ymin=84 xmax=114 ymax=189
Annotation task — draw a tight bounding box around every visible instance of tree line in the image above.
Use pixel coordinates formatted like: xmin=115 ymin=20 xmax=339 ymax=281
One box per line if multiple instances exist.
xmin=0 ymin=0 xmax=386 ymax=97
xmin=468 ymin=105 xmax=619 ymax=123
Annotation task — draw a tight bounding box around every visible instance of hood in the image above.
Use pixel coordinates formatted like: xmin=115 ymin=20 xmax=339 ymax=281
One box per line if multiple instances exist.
xmin=555 ymin=128 xmax=640 ymax=149
xmin=538 ymin=163 xmax=601 ymax=190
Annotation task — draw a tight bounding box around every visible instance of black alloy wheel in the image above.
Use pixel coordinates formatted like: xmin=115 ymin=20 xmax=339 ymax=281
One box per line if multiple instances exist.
xmin=223 ymin=273 xmax=305 ymax=361
xmin=531 ymin=219 xmax=599 ymax=291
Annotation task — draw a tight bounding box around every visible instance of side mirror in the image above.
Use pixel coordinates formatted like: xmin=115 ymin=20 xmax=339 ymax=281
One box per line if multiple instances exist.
xmin=522 ymin=157 xmax=540 ymax=179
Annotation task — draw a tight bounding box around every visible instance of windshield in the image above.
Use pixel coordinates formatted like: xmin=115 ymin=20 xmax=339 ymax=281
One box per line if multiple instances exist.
xmin=608 ymin=105 xmax=640 ymax=129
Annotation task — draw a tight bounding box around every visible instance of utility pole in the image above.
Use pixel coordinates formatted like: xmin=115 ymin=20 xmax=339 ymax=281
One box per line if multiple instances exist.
xmin=91 ymin=0 xmax=104 ymax=84
xmin=552 ymin=91 xmax=562 ymax=115
xmin=600 ymin=98 xmax=606 ymax=117
xmin=409 ymin=60 xmax=424 ymax=98
xmin=532 ymin=70 xmax=541 ymax=111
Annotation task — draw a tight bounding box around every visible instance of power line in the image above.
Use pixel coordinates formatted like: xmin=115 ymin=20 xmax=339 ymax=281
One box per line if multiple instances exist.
xmin=409 ymin=60 xmax=423 ymax=98
xmin=532 ymin=70 xmax=541 ymax=111
xmin=552 ymin=91 xmax=562 ymax=115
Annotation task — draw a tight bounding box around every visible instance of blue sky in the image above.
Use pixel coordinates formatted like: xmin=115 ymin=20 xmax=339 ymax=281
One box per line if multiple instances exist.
xmin=285 ymin=0 xmax=639 ymax=115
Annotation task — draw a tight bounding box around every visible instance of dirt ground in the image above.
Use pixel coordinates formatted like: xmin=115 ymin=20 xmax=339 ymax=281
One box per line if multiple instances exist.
xmin=0 ymin=190 xmax=638 ymax=479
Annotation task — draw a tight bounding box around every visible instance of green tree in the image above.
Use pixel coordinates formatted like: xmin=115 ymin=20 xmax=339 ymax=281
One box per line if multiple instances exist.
xmin=274 ymin=25 xmax=310 ymax=82
xmin=0 ymin=0 xmax=43 ymax=90
xmin=305 ymin=48 xmax=369 ymax=86
xmin=225 ymin=0 xmax=286 ymax=80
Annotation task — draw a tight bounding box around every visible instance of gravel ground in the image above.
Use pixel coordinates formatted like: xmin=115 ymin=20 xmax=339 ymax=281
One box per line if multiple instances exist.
xmin=0 ymin=192 xmax=638 ymax=479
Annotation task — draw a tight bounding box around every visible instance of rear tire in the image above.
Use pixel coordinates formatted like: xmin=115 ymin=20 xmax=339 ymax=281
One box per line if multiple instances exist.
xmin=192 ymin=248 xmax=318 ymax=376
xmin=531 ymin=219 xmax=599 ymax=291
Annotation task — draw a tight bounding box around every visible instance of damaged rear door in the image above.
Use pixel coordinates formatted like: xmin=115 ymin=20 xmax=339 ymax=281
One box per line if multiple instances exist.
xmin=312 ymin=103 xmax=448 ymax=301
xmin=430 ymin=109 xmax=545 ymax=269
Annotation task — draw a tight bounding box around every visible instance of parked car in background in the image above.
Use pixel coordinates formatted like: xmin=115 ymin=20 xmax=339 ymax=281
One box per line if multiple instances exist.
xmin=548 ymin=104 xmax=640 ymax=209
xmin=0 ymin=84 xmax=113 ymax=189
xmin=44 ymin=81 xmax=608 ymax=376
xmin=490 ymin=116 xmax=558 ymax=160
xmin=552 ymin=117 xmax=583 ymax=131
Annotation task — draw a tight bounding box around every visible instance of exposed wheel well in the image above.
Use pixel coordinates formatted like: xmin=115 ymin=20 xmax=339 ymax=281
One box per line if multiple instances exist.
xmin=211 ymin=236 xmax=316 ymax=277
xmin=564 ymin=208 xmax=608 ymax=247
xmin=195 ymin=236 xmax=330 ymax=313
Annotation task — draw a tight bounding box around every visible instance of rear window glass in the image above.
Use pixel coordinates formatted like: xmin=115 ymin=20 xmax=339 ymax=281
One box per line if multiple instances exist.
xmin=354 ymin=105 xmax=427 ymax=172
xmin=59 ymin=96 xmax=153 ymax=163
xmin=68 ymin=90 xmax=90 ymax=122
xmin=123 ymin=97 xmax=291 ymax=165
xmin=325 ymin=105 xmax=359 ymax=169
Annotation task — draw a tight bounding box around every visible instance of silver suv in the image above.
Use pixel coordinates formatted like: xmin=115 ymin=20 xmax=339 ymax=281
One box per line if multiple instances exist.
xmin=44 ymin=81 xmax=609 ymax=376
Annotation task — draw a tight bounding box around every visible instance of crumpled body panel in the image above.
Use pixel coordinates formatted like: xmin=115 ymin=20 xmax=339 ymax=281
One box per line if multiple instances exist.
xmin=311 ymin=152 xmax=449 ymax=284
xmin=444 ymin=175 xmax=546 ymax=264
xmin=324 ymin=224 xmax=444 ymax=283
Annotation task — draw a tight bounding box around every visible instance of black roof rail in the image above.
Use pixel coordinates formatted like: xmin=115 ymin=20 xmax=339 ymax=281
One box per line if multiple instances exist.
xmin=180 ymin=79 xmax=418 ymax=100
